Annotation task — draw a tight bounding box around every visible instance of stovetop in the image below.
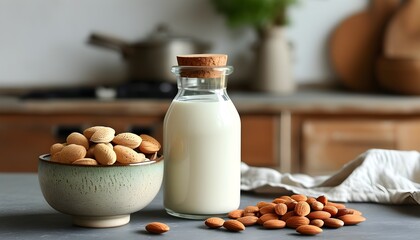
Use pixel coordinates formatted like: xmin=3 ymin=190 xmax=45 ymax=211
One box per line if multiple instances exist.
xmin=20 ymin=81 xmax=177 ymax=100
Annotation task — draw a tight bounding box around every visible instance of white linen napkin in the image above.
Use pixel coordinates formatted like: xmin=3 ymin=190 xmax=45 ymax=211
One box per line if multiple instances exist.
xmin=241 ymin=149 xmax=420 ymax=204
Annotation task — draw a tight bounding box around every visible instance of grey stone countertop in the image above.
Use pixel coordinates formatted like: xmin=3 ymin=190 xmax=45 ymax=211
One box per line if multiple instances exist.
xmin=0 ymin=173 xmax=419 ymax=240
xmin=3 ymin=87 xmax=420 ymax=115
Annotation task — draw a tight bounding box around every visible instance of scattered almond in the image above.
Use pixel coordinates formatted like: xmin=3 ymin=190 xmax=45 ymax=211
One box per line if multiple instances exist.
xmin=259 ymin=204 xmax=275 ymax=215
xmin=316 ymin=195 xmax=328 ymax=206
xmin=310 ymin=201 xmax=324 ymax=211
xmin=145 ymin=222 xmax=170 ymax=234
xmin=323 ymin=218 xmax=344 ymax=228
xmin=306 ymin=211 xmax=331 ymax=220
xmin=263 ymin=219 xmax=286 ymax=229
xmin=274 ymin=203 xmax=288 ymax=216
xmin=310 ymin=219 xmax=324 ymax=228
xmin=228 ymin=209 xmax=244 ymax=219
xmin=296 ymin=225 xmax=323 ymax=235
xmin=294 ymin=201 xmax=311 ymax=216
xmin=223 ymin=220 xmax=245 ymax=232
xmin=202 ymin=194 xmax=366 ymax=236
xmin=257 ymin=213 xmax=279 ymax=225
xmin=338 ymin=214 xmax=366 ymax=225
xmin=205 ymin=217 xmax=224 ymax=229
xmin=323 ymin=205 xmax=339 ymax=216
xmin=291 ymin=194 xmax=308 ymax=202
xmin=237 ymin=216 xmax=259 ymax=226
xmin=286 ymin=216 xmax=310 ymax=229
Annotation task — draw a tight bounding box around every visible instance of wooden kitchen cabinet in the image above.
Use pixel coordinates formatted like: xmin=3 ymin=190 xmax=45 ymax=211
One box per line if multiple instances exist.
xmin=241 ymin=115 xmax=280 ymax=167
xmin=294 ymin=116 xmax=420 ymax=175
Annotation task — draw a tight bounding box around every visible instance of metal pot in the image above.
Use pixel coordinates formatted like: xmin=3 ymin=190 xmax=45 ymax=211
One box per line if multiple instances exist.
xmin=88 ymin=25 xmax=210 ymax=82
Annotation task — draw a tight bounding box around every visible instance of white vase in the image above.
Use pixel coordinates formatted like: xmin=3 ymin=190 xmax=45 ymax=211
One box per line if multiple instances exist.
xmin=254 ymin=27 xmax=295 ymax=94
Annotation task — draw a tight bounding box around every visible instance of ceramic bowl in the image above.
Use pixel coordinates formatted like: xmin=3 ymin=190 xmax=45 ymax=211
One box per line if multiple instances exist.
xmin=38 ymin=154 xmax=163 ymax=228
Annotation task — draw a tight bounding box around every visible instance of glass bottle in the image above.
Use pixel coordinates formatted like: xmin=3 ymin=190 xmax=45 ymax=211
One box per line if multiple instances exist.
xmin=163 ymin=54 xmax=241 ymax=219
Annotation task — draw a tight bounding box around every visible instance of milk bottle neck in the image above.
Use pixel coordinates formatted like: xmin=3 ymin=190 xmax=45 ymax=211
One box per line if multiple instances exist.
xmin=171 ymin=66 xmax=233 ymax=102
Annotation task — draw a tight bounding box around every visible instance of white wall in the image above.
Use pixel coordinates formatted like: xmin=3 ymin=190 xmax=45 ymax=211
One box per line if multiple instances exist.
xmin=0 ymin=0 xmax=367 ymax=88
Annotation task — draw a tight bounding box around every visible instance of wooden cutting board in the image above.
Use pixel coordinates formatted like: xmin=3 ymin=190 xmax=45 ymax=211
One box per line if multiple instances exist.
xmin=384 ymin=0 xmax=420 ymax=59
xmin=329 ymin=0 xmax=400 ymax=92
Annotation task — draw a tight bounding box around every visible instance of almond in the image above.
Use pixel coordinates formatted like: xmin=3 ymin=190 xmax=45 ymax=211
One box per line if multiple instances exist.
xmin=263 ymin=219 xmax=286 ymax=229
xmin=228 ymin=209 xmax=244 ymax=219
xmin=294 ymin=201 xmax=311 ymax=216
xmin=50 ymin=143 xmax=65 ymax=156
xmin=296 ymin=225 xmax=323 ymax=235
xmin=139 ymin=134 xmax=161 ymax=154
xmin=286 ymin=200 xmax=298 ymax=211
xmin=259 ymin=204 xmax=275 ymax=215
xmin=323 ymin=218 xmax=344 ymax=228
xmin=83 ymin=126 xmax=105 ymax=139
xmin=257 ymin=201 xmax=274 ymax=208
xmin=66 ymin=132 xmax=89 ymax=150
xmin=310 ymin=201 xmax=324 ymax=211
xmin=205 ymin=217 xmax=224 ymax=228
xmin=316 ymin=195 xmax=328 ymax=206
xmin=244 ymin=205 xmax=259 ymax=214
xmin=94 ymin=143 xmax=116 ymax=165
xmin=272 ymin=198 xmax=287 ymax=204
xmin=145 ymin=222 xmax=170 ymax=234
xmin=310 ymin=219 xmax=324 ymax=228
xmin=72 ymin=158 xmax=98 ymax=166
xmin=280 ymin=211 xmax=295 ymax=221
xmin=237 ymin=216 xmax=259 ymax=226
xmin=112 ymin=132 xmax=142 ymax=149
xmin=90 ymin=126 xmax=115 ymax=143
xmin=274 ymin=203 xmax=288 ymax=216
xmin=286 ymin=216 xmax=310 ymax=229
xmin=338 ymin=214 xmax=366 ymax=225
xmin=257 ymin=213 xmax=278 ymax=225
xmin=58 ymin=144 xmax=87 ymax=164
xmin=223 ymin=219 xmax=245 ymax=232
xmin=291 ymin=194 xmax=307 ymax=202
xmin=306 ymin=211 xmax=331 ymax=220
xmin=114 ymin=145 xmax=146 ymax=164
xmin=306 ymin=197 xmax=317 ymax=204
xmin=326 ymin=201 xmax=346 ymax=209
xmin=323 ymin=205 xmax=339 ymax=216
xmin=336 ymin=208 xmax=355 ymax=217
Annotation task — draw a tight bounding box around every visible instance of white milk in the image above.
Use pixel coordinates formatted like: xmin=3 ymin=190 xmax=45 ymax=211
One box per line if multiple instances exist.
xmin=163 ymin=99 xmax=241 ymax=217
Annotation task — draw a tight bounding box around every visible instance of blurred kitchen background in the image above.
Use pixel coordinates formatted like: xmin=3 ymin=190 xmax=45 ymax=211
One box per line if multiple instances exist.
xmin=0 ymin=0 xmax=361 ymax=89
xmin=2 ymin=0 xmax=420 ymax=175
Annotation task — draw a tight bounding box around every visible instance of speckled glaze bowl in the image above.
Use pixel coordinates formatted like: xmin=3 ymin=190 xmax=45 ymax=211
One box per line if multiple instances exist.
xmin=38 ymin=154 xmax=163 ymax=228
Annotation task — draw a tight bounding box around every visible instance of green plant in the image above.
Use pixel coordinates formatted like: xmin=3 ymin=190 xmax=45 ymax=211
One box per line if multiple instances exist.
xmin=211 ymin=0 xmax=298 ymax=36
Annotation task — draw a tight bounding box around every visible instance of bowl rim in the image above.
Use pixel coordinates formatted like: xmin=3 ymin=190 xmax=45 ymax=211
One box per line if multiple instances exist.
xmin=39 ymin=154 xmax=163 ymax=167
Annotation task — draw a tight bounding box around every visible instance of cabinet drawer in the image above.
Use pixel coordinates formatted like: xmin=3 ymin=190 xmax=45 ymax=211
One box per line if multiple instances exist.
xmin=241 ymin=115 xmax=279 ymax=167
xmin=302 ymin=119 xmax=395 ymax=175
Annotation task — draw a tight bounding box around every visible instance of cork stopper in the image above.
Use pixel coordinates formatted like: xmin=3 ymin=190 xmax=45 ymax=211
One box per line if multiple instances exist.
xmin=176 ymin=54 xmax=228 ymax=78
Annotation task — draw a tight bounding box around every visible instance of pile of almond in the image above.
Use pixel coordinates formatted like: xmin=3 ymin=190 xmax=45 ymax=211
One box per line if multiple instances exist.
xmin=49 ymin=126 xmax=161 ymax=166
xmin=204 ymin=194 xmax=366 ymax=236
